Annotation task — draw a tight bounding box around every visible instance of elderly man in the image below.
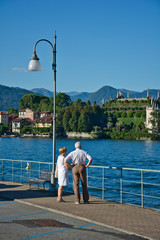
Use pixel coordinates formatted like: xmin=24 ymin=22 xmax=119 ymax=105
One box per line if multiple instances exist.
xmin=65 ymin=142 xmax=92 ymax=204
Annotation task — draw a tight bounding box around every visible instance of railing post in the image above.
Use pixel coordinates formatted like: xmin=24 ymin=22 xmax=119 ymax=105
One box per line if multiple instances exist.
xmin=141 ymin=170 xmax=144 ymax=208
xmin=30 ymin=162 xmax=31 ymax=179
xmin=39 ymin=162 xmax=41 ymax=177
xmin=102 ymin=167 xmax=104 ymax=200
xmin=2 ymin=160 xmax=4 ymax=181
xmin=21 ymin=161 xmax=23 ymax=183
xmin=12 ymin=161 xmax=14 ymax=182
xmin=87 ymin=167 xmax=89 ymax=187
xmin=120 ymin=168 xmax=123 ymax=204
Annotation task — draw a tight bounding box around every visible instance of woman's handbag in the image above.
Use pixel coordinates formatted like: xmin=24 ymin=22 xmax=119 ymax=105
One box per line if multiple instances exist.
xmin=55 ymin=163 xmax=58 ymax=178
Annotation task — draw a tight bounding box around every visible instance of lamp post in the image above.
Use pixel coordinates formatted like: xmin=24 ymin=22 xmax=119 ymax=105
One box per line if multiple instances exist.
xmin=28 ymin=33 xmax=57 ymax=185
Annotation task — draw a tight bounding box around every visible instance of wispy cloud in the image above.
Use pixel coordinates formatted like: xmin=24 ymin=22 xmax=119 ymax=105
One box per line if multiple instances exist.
xmin=12 ymin=67 xmax=28 ymax=72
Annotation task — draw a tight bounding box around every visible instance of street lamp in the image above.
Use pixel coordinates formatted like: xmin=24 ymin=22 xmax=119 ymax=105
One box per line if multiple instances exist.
xmin=28 ymin=33 xmax=57 ymax=186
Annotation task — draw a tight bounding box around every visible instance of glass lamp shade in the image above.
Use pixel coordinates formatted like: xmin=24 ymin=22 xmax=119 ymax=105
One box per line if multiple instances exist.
xmin=28 ymin=59 xmax=41 ymax=71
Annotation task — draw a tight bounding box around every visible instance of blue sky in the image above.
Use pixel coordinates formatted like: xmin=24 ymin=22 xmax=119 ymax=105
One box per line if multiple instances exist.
xmin=0 ymin=0 xmax=159 ymax=93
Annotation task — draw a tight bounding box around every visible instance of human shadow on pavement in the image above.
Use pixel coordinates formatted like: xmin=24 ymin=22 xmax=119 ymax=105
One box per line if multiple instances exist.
xmin=0 ymin=187 xmax=74 ymax=201
xmin=0 ymin=183 xmax=22 ymax=189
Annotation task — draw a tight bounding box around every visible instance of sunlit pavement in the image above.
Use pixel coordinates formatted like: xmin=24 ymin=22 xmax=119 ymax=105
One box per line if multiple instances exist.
xmin=0 ymin=181 xmax=160 ymax=240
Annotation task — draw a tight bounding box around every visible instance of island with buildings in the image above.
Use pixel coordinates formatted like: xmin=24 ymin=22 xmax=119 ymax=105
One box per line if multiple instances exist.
xmin=0 ymin=90 xmax=160 ymax=140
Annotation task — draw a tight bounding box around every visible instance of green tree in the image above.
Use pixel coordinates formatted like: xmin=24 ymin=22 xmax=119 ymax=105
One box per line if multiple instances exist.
xmin=141 ymin=111 xmax=146 ymax=118
xmin=115 ymin=112 xmax=121 ymax=118
xmin=63 ymin=108 xmax=72 ymax=131
xmin=115 ymin=121 xmax=123 ymax=131
xmin=19 ymin=94 xmax=50 ymax=110
xmin=8 ymin=108 xmax=18 ymax=115
xmin=135 ymin=111 xmax=142 ymax=118
xmin=87 ymin=100 xmax=91 ymax=106
xmin=78 ymin=112 xmax=93 ymax=132
xmin=73 ymin=98 xmax=86 ymax=107
xmin=0 ymin=124 xmax=9 ymax=135
xmin=56 ymin=92 xmax=71 ymax=109
xmin=127 ymin=111 xmax=134 ymax=118
xmin=21 ymin=125 xmax=33 ymax=134
xmin=121 ymin=111 xmax=127 ymax=118
xmin=56 ymin=108 xmax=65 ymax=132
xmin=69 ymin=109 xmax=80 ymax=132
xmin=39 ymin=98 xmax=50 ymax=111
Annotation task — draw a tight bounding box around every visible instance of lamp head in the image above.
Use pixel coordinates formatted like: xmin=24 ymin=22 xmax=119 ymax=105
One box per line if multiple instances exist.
xmin=28 ymin=52 xmax=41 ymax=71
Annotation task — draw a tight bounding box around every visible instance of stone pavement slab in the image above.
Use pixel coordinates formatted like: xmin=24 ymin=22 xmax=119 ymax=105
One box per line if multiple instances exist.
xmin=0 ymin=181 xmax=160 ymax=240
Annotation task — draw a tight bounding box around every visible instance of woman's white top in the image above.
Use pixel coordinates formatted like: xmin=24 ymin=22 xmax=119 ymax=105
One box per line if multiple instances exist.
xmin=57 ymin=155 xmax=69 ymax=186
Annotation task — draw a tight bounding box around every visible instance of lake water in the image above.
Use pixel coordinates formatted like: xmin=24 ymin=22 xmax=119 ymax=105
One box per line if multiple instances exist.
xmin=0 ymin=137 xmax=159 ymax=170
xmin=0 ymin=138 xmax=160 ymax=209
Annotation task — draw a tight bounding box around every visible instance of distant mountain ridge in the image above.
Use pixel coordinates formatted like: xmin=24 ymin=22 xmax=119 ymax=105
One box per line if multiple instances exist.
xmin=0 ymin=84 xmax=33 ymax=111
xmin=0 ymin=84 xmax=159 ymax=110
xmin=31 ymin=88 xmax=53 ymax=98
xmin=31 ymin=86 xmax=160 ymax=104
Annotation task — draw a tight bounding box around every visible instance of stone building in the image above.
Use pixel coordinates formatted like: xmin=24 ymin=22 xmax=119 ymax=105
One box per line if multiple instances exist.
xmin=146 ymin=98 xmax=159 ymax=132
xmin=19 ymin=108 xmax=40 ymax=120
xmin=0 ymin=111 xmax=8 ymax=124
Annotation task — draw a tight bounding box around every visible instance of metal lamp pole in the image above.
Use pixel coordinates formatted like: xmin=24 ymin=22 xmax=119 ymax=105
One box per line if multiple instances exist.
xmin=28 ymin=33 xmax=57 ymax=185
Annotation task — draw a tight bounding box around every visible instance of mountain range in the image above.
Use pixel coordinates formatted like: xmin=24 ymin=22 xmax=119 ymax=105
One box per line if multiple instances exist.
xmin=0 ymin=84 xmax=159 ymax=111
xmin=31 ymin=86 xmax=159 ymax=104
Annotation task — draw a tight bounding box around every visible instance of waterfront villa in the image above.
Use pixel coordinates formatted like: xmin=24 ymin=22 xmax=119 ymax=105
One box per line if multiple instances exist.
xmin=11 ymin=109 xmax=53 ymax=134
xmin=0 ymin=111 xmax=8 ymax=124
xmin=35 ymin=115 xmax=53 ymax=128
xmin=39 ymin=111 xmax=51 ymax=118
xmin=19 ymin=108 xmax=40 ymax=120
xmin=12 ymin=118 xmax=34 ymax=134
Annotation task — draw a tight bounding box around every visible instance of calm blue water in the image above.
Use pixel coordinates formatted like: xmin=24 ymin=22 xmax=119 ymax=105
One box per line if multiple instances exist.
xmin=0 ymin=138 xmax=159 ymax=169
xmin=0 ymin=138 xmax=160 ymax=209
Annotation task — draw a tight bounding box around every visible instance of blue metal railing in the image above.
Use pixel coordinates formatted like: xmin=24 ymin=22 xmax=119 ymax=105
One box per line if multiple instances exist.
xmin=0 ymin=159 xmax=160 ymax=210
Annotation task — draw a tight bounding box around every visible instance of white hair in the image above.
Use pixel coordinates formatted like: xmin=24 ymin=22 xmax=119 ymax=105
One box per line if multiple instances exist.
xmin=75 ymin=142 xmax=81 ymax=149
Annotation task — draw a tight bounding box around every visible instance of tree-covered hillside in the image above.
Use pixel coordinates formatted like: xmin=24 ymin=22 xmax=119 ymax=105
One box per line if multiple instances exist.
xmin=0 ymin=84 xmax=33 ymax=110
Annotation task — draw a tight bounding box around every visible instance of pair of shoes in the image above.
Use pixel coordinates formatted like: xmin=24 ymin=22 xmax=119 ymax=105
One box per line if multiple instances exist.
xmin=84 ymin=201 xmax=90 ymax=204
xmin=75 ymin=201 xmax=80 ymax=204
xmin=57 ymin=198 xmax=65 ymax=203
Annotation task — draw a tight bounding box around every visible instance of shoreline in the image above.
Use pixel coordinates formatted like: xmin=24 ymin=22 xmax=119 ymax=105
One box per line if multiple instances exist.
xmin=0 ymin=132 xmax=155 ymax=141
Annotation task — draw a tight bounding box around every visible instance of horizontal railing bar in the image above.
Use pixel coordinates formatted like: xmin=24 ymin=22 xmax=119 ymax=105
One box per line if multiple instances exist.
xmin=1 ymin=159 xmax=160 ymax=173
xmin=122 ymin=179 xmax=160 ymax=187
xmin=122 ymin=167 xmax=160 ymax=173
xmin=122 ymin=191 xmax=160 ymax=200
xmin=122 ymin=191 xmax=144 ymax=197
xmin=88 ymin=176 xmax=119 ymax=181
xmin=143 ymin=195 xmax=160 ymax=200
xmin=0 ymin=159 xmax=51 ymax=165
xmin=88 ymin=185 xmax=120 ymax=192
xmin=89 ymin=165 xmax=160 ymax=173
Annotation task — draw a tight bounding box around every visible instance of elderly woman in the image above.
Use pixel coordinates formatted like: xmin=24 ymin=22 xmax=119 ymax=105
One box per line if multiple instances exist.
xmin=65 ymin=142 xmax=93 ymax=204
xmin=57 ymin=147 xmax=71 ymax=202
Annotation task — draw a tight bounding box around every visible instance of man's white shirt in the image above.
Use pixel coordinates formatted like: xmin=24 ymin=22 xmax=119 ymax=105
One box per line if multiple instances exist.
xmin=65 ymin=148 xmax=92 ymax=165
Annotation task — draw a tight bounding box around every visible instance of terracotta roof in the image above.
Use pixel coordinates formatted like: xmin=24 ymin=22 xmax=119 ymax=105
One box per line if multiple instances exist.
xmin=0 ymin=111 xmax=8 ymax=115
xmin=12 ymin=117 xmax=34 ymax=123
xmin=36 ymin=116 xmax=53 ymax=123
xmin=12 ymin=118 xmax=23 ymax=122
xmin=40 ymin=111 xmax=51 ymax=114
xmin=24 ymin=118 xmax=35 ymax=123
xmin=8 ymin=114 xmax=18 ymax=120
xmin=19 ymin=109 xmax=26 ymax=112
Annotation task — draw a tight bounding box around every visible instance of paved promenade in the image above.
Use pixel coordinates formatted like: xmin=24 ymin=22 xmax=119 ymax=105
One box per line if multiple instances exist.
xmin=0 ymin=181 xmax=160 ymax=240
